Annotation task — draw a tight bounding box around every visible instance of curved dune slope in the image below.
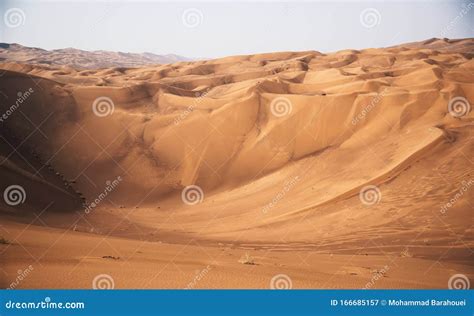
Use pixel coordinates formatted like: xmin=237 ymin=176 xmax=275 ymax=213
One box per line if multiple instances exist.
xmin=0 ymin=38 xmax=473 ymax=267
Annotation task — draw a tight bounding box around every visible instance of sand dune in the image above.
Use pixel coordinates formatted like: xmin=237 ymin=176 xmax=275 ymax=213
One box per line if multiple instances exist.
xmin=0 ymin=38 xmax=473 ymax=289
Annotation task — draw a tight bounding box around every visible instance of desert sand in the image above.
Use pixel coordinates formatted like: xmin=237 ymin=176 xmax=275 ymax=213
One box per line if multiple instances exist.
xmin=0 ymin=38 xmax=473 ymax=289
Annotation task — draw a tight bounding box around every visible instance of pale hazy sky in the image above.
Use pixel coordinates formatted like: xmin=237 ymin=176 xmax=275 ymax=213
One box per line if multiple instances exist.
xmin=1 ymin=0 xmax=473 ymax=58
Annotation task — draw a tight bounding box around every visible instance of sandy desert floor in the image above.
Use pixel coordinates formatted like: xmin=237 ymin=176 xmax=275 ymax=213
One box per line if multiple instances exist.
xmin=0 ymin=38 xmax=473 ymax=289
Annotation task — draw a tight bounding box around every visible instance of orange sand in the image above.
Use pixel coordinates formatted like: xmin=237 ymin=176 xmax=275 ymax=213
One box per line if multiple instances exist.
xmin=0 ymin=38 xmax=473 ymax=289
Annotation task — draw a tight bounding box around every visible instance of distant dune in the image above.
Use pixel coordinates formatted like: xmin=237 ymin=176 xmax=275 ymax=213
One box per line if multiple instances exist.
xmin=0 ymin=38 xmax=472 ymax=289
xmin=0 ymin=43 xmax=191 ymax=69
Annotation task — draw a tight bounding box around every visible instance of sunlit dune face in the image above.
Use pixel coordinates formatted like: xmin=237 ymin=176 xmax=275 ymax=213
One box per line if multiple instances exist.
xmin=0 ymin=38 xmax=473 ymax=289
